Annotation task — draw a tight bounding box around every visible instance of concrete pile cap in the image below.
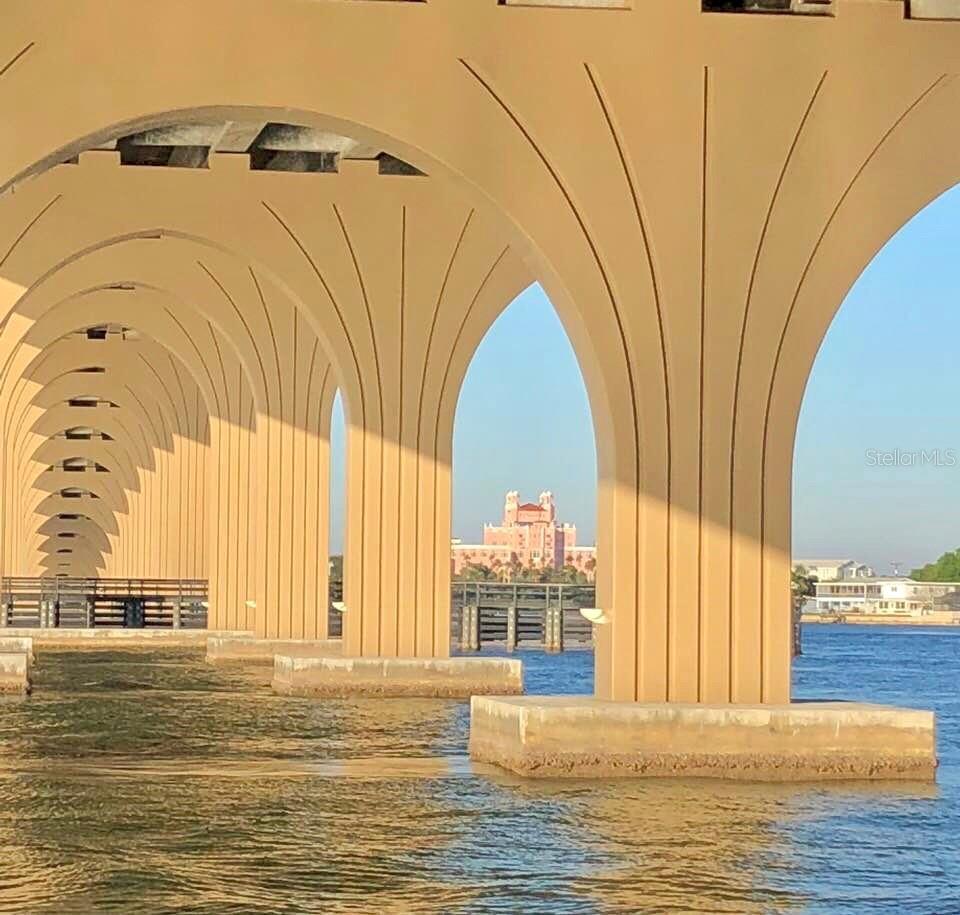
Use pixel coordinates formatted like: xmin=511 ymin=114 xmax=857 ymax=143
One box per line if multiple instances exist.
xmin=469 ymin=697 xmax=937 ymax=781
xmin=0 ymin=650 xmax=31 ymax=694
xmin=0 ymin=628 xmax=253 ymax=641
xmin=206 ymin=636 xmax=343 ymax=662
xmin=272 ymin=655 xmax=524 ymax=698
xmin=276 ymin=655 xmax=521 ymax=677
xmin=0 ymin=637 xmax=35 ymax=662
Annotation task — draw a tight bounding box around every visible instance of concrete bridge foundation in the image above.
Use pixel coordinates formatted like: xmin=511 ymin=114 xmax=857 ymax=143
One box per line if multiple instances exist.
xmin=0 ymin=636 xmax=34 ymax=664
xmin=273 ymin=655 xmax=523 ymax=699
xmin=206 ymin=636 xmax=342 ymax=664
xmin=0 ymin=628 xmax=251 ymax=648
xmin=0 ymin=651 xmax=30 ymax=694
xmin=470 ymin=697 xmax=937 ymax=781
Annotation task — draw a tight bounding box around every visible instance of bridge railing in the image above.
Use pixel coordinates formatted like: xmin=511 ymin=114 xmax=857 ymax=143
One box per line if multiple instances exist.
xmin=0 ymin=577 xmax=207 ymax=629
xmin=451 ymin=581 xmax=597 ymax=652
xmin=4 ymin=577 xmax=802 ymax=655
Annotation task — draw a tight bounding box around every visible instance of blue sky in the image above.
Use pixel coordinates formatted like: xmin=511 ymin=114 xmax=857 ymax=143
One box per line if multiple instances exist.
xmin=793 ymin=184 xmax=960 ymax=575
xmin=331 ymin=184 xmax=960 ymax=574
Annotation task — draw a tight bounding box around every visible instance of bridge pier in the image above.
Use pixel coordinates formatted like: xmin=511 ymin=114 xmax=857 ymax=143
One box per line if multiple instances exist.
xmin=470 ymin=697 xmax=937 ymax=782
xmin=0 ymin=651 xmax=29 ymax=694
xmin=0 ymin=637 xmax=34 ymax=664
xmin=206 ymin=635 xmax=341 ymax=664
xmin=273 ymin=655 xmax=522 ymax=699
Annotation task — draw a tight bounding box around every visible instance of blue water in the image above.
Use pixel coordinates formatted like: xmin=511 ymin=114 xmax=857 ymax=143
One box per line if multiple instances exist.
xmin=0 ymin=626 xmax=956 ymax=913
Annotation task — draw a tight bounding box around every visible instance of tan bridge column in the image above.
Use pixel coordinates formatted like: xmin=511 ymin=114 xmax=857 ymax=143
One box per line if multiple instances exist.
xmin=206 ymin=336 xmax=257 ymax=633
xmin=207 ymin=398 xmax=256 ymax=632
xmin=253 ymin=279 xmax=335 ymax=641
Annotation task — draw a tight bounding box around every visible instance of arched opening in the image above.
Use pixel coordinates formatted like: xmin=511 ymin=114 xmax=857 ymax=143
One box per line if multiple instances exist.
xmin=0 ymin=102 xmax=606 ymax=662
xmin=452 ymin=283 xmax=598 ymax=660
xmin=329 ymin=390 xmax=346 ymax=638
xmin=793 ymin=182 xmax=960 ymax=707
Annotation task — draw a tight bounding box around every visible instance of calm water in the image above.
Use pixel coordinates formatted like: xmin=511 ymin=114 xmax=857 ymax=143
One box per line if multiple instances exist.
xmin=0 ymin=626 xmax=957 ymax=914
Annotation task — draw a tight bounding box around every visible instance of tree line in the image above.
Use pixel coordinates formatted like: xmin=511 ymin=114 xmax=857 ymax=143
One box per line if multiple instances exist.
xmin=911 ymin=548 xmax=960 ymax=582
xmin=456 ymin=559 xmax=594 ymax=585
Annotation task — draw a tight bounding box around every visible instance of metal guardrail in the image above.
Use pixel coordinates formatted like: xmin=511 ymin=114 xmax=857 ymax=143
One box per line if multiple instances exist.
xmin=0 ymin=577 xmax=207 ymax=629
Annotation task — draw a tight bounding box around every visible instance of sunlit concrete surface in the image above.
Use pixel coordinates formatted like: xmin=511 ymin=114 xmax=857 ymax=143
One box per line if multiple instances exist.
xmin=206 ymin=636 xmax=342 ymax=664
xmin=0 ymin=637 xmax=34 ymax=665
xmin=911 ymin=0 xmax=960 ymax=18
xmin=470 ymin=697 xmax=937 ymax=781
xmin=0 ymin=651 xmax=30 ymax=693
xmin=273 ymin=656 xmax=524 ymax=698
xmin=0 ymin=628 xmax=251 ymax=648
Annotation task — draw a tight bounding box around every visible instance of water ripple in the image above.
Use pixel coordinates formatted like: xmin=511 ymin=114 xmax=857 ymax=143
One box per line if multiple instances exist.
xmin=0 ymin=633 xmax=955 ymax=912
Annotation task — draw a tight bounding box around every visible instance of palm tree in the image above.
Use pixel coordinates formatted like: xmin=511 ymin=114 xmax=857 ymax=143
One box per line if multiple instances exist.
xmin=791 ymin=566 xmax=816 ymax=605
xmin=459 ymin=562 xmax=495 ymax=582
xmin=559 ymin=564 xmax=586 ymax=585
xmin=791 ymin=565 xmax=816 ymax=657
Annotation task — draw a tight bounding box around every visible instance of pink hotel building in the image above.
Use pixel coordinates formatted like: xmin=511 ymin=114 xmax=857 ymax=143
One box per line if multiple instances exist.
xmin=451 ymin=491 xmax=597 ymax=580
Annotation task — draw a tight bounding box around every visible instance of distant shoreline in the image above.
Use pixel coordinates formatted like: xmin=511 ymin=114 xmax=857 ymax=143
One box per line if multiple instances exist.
xmin=801 ymin=615 xmax=960 ymax=628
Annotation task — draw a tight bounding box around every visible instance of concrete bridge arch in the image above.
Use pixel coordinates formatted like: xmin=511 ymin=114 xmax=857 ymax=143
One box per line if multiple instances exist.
xmin=0 ymin=219 xmax=341 ymax=636
xmin=0 ymin=1 xmax=958 ymax=705
xmin=1 ymin=314 xmax=217 ymax=581
xmin=0 ymin=156 xmax=531 ymax=653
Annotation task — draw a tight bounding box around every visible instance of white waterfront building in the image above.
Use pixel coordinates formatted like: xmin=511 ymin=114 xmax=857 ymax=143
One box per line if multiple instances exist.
xmin=813 ymin=578 xmax=960 ymax=617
